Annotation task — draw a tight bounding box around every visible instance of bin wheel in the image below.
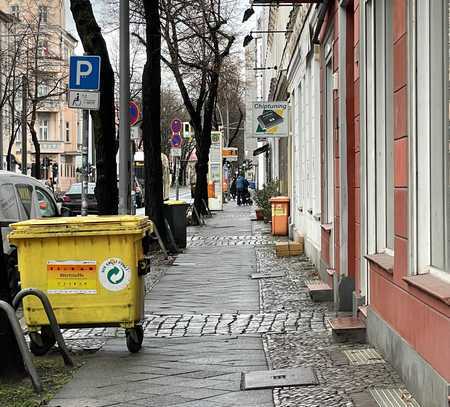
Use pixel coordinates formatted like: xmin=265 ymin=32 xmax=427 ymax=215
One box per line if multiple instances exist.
xmin=126 ymin=325 xmax=144 ymax=353
xmin=29 ymin=326 xmax=56 ymax=356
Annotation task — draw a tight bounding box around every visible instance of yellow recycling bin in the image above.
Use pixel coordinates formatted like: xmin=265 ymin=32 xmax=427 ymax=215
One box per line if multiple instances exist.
xmin=9 ymin=215 xmax=153 ymax=353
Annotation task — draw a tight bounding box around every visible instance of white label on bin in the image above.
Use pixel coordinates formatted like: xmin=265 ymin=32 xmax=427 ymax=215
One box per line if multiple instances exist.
xmin=99 ymin=258 xmax=131 ymax=291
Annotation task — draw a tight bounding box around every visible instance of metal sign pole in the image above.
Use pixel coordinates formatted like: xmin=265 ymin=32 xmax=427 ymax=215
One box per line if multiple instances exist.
xmin=21 ymin=75 xmax=27 ymax=175
xmin=119 ymin=0 xmax=131 ymax=214
xmin=81 ymin=110 xmax=89 ymax=216
xmin=176 ymin=157 xmax=180 ymax=200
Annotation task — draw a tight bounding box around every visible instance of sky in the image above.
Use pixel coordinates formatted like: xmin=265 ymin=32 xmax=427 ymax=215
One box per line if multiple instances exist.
xmin=63 ymin=0 xmax=257 ymax=96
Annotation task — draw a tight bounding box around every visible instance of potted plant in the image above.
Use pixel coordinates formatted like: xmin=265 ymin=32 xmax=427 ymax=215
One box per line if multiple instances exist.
xmin=253 ymin=180 xmax=280 ymax=221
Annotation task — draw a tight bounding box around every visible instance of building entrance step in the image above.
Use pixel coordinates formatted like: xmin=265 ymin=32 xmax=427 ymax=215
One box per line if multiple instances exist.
xmin=358 ymin=305 xmax=368 ymax=320
xmin=305 ymin=280 xmax=333 ymax=302
xmin=329 ymin=316 xmax=366 ymax=343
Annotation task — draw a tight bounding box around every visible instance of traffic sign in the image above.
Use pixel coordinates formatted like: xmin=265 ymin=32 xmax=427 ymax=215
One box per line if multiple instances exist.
xmin=69 ymin=90 xmax=100 ymax=110
xmin=171 ymin=133 xmax=182 ymax=148
xmin=171 ymin=147 xmax=182 ymax=157
xmin=171 ymin=118 xmax=182 ymax=134
xmin=69 ymin=56 xmax=101 ymax=91
xmin=129 ymin=101 xmax=140 ymax=126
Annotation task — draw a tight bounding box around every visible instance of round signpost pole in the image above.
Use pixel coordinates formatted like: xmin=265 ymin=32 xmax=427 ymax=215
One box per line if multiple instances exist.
xmin=81 ymin=110 xmax=89 ymax=216
xmin=171 ymin=119 xmax=183 ymax=201
xmin=119 ymin=0 xmax=131 ymax=215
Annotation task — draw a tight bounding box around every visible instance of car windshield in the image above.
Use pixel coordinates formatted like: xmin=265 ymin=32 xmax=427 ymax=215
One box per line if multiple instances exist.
xmin=68 ymin=183 xmax=96 ymax=195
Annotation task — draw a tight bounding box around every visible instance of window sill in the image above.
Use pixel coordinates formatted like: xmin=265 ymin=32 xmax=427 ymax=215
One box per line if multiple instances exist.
xmin=403 ymin=274 xmax=450 ymax=306
xmin=365 ymin=253 xmax=394 ymax=275
xmin=321 ymin=223 xmax=333 ymax=232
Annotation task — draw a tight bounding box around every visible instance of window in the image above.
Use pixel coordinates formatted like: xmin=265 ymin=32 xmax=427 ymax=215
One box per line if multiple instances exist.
xmin=38 ymin=5 xmax=48 ymax=24
xmin=37 ymin=81 xmax=48 ymax=98
xmin=38 ymin=39 xmax=49 ymax=57
xmin=39 ymin=118 xmax=49 ymax=140
xmin=65 ymin=122 xmax=70 ymax=142
xmin=36 ymin=188 xmax=57 ymax=218
xmin=364 ymin=0 xmax=394 ymax=254
xmin=10 ymin=5 xmax=19 ymax=18
xmin=16 ymin=184 xmax=33 ymax=218
xmin=410 ymin=0 xmax=449 ymax=274
xmin=0 ymin=184 xmax=20 ymax=220
xmin=324 ymin=38 xmax=334 ymax=225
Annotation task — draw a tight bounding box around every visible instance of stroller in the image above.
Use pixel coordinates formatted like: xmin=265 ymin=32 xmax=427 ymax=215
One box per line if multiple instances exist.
xmin=241 ymin=188 xmax=253 ymax=206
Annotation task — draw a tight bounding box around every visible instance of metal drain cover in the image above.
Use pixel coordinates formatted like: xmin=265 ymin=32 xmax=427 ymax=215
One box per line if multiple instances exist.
xmin=370 ymin=388 xmax=420 ymax=407
xmin=251 ymin=271 xmax=285 ymax=279
xmin=241 ymin=367 xmax=318 ymax=390
xmin=343 ymin=348 xmax=385 ymax=365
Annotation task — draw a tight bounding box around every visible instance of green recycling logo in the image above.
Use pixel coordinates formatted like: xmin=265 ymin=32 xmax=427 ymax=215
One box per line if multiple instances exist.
xmin=99 ymin=258 xmax=131 ymax=291
xmin=107 ymin=266 xmax=125 ymax=285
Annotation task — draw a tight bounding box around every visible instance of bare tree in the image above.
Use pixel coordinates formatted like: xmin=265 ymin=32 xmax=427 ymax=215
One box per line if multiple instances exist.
xmin=158 ymin=0 xmax=235 ymax=214
xmin=216 ymin=56 xmax=245 ymax=149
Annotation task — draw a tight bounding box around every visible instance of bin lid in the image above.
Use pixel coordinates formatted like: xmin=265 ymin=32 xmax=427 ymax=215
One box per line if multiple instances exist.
xmin=165 ymin=200 xmax=187 ymax=206
xmin=269 ymin=196 xmax=290 ymax=203
xmin=9 ymin=215 xmax=153 ymax=240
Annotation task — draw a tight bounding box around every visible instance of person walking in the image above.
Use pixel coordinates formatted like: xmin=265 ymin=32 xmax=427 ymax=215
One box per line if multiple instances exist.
xmin=230 ymin=176 xmax=237 ymax=200
xmin=236 ymin=173 xmax=248 ymax=206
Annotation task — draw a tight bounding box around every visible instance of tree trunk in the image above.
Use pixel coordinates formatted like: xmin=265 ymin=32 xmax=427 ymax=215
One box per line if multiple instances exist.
xmin=70 ymin=0 xmax=118 ymax=215
xmin=7 ymin=116 xmax=18 ymax=172
xmin=142 ymin=1 xmax=166 ymax=242
xmin=194 ymin=70 xmax=219 ymax=214
xmin=193 ymin=129 xmax=210 ymax=214
xmin=29 ymin=107 xmax=40 ymax=179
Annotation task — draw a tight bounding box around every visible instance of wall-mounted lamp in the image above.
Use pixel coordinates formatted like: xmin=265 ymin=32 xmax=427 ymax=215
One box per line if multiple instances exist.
xmin=242 ymin=7 xmax=255 ymax=23
xmin=243 ymin=30 xmax=293 ymax=47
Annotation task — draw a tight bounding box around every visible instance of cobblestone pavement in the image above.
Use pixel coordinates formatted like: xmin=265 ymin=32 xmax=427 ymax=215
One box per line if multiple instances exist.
xmin=47 ymin=203 xmax=417 ymax=407
xmin=256 ymin=246 xmax=415 ymax=407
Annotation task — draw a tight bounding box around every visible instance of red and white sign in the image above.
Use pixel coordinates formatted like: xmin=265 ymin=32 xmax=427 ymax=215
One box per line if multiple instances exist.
xmin=129 ymin=101 xmax=140 ymax=126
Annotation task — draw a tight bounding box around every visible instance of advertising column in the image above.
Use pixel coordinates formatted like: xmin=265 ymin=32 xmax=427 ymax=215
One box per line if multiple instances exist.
xmin=208 ymin=131 xmax=223 ymax=210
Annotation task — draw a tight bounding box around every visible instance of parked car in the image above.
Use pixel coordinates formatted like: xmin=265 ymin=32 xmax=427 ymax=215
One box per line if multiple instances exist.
xmin=0 ymin=171 xmax=61 ymax=298
xmin=62 ymin=182 xmax=98 ymax=216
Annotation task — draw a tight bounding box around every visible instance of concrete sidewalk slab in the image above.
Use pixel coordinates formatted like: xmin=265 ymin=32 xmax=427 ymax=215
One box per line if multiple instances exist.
xmin=49 ymin=205 xmax=273 ymax=407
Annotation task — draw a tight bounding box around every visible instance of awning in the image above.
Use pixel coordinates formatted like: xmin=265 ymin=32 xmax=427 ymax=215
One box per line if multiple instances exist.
xmin=253 ymin=144 xmax=270 ymax=157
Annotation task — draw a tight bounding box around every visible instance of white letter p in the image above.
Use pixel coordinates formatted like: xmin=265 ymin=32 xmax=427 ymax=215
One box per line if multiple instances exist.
xmin=76 ymin=61 xmax=93 ymax=86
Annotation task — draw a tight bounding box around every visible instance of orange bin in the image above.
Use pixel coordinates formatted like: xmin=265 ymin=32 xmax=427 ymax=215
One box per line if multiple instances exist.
xmin=270 ymin=196 xmax=290 ymax=236
xmin=208 ymin=181 xmax=216 ymax=198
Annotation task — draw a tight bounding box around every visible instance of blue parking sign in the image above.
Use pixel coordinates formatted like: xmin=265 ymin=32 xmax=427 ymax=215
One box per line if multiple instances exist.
xmin=69 ymin=56 xmax=101 ymax=91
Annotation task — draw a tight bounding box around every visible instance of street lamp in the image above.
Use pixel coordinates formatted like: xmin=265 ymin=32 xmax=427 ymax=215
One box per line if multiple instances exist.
xmin=243 ymin=33 xmax=254 ymax=47
xmin=243 ymin=30 xmax=293 ymax=47
xmin=242 ymin=7 xmax=255 ymax=23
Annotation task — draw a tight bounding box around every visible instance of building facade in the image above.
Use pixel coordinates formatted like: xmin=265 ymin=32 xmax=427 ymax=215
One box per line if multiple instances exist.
xmin=250 ymin=1 xmax=450 ymax=405
xmin=0 ymin=0 xmax=80 ymax=191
